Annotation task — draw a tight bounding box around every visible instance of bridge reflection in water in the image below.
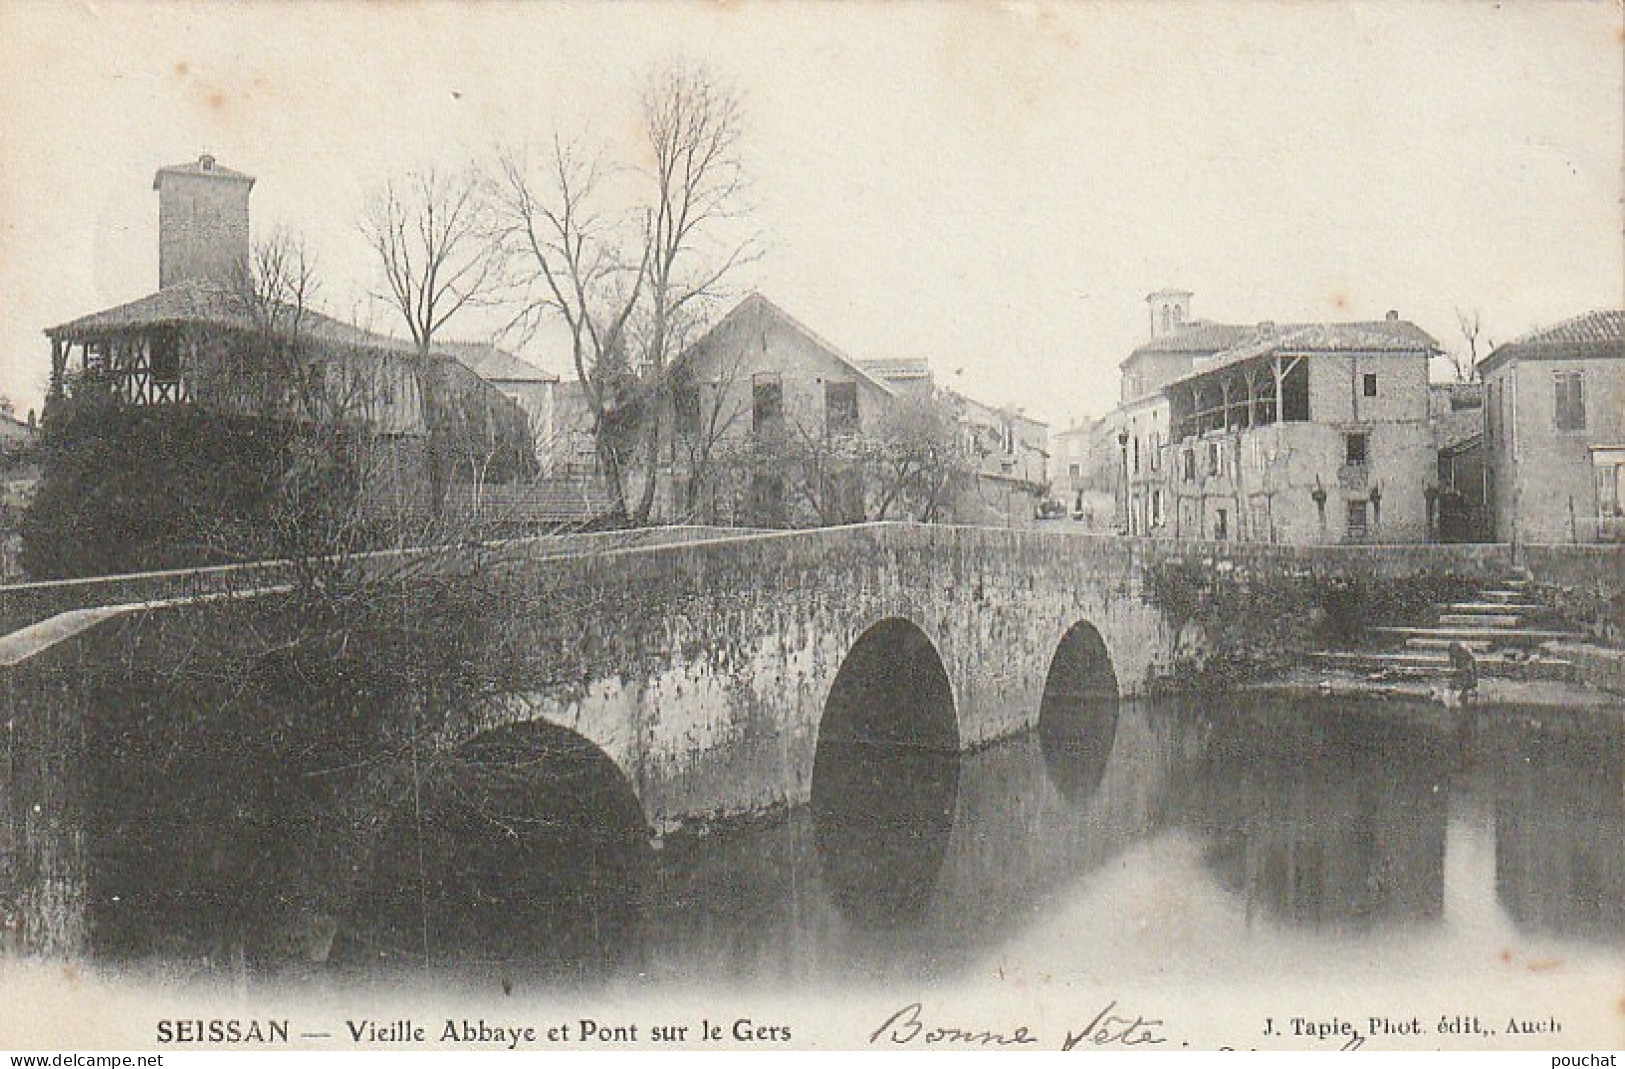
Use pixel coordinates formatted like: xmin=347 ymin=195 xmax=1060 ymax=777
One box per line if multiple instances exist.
xmin=75 ymin=688 xmax=1621 ymax=991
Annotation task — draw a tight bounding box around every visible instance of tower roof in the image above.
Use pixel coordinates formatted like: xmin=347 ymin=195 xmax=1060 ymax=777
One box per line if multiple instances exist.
xmin=152 ymin=154 xmax=255 ymax=190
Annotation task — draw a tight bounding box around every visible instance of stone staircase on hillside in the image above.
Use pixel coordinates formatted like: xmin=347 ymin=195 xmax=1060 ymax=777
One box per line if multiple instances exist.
xmin=1307 ymin=574 xmax=1586 ymax=683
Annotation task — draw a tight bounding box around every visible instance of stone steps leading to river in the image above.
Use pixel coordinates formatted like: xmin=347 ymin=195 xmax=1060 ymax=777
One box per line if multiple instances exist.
xmin=1305 ymin=648 xmax=1576 ymax=682
xmin=1368 ymin=625 xmax=1586 ymax=648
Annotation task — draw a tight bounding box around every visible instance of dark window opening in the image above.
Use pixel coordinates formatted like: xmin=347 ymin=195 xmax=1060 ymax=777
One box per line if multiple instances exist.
xmin=752 ymin=373 xmax=784 ymax=437
xmin=1345 ymin=432 xmax=1369 ymax=467
xmin=825 ymin=380 xmax=858 ymax=435
xmin=1281 ymin=360 xmax=1311 ymax=421
xmin=1183 ymin=449 xmax=1196 ymax=482
xmin=1347 ymin=500 xmax=1369 ymax=539
xmin=1214 ymin=507 xmax=1228 ymax=541
xmin=149 ymin=332 xmax=181 ymax=384
xmin=674 ymin=383 xmax=701 ymax=438
xmin=1555 ymin=371 xmax=1586 ymax=432
xmin=1207 ymin=442 xmax=1221 ymax=477
xmin=1363 ymin=372 xmax=1378 ymax=397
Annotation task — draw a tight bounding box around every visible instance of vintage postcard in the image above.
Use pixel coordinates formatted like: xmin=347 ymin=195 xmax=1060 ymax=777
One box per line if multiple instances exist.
xmin=0 ymin=0 xmax=1621 ymax=1055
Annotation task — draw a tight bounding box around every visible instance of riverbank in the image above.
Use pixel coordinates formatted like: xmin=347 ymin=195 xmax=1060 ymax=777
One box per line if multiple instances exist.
xmin=1243 ymin=665 xmax=1623 ymax=731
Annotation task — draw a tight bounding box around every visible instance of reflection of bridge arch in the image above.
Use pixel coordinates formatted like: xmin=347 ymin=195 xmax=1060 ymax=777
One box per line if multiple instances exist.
xmin=811 ymin=618 xmax=960 ymax=927
xmin=339 ymin=720 xmax=652 ymax=969
xmin=1038 ymin=620 xmax=1120 ymax=803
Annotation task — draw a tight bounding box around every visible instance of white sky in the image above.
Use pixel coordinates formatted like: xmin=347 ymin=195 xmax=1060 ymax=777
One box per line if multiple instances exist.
xmin=1 ymin=1 xmax=1620 ymax=427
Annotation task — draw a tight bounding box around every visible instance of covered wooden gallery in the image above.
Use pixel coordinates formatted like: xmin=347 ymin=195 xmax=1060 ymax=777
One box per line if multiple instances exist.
xmin=44 ymin=278 xmax=535 ymax=489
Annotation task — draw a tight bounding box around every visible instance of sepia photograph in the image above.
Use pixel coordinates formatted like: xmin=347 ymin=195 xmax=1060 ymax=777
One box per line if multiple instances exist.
xmin=0 ymin=0 xmax=1620 ymax=1053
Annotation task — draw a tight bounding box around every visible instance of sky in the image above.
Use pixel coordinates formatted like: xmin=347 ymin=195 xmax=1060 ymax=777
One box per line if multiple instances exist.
xmin=0 ymin=1 xmax=1620 ymax=428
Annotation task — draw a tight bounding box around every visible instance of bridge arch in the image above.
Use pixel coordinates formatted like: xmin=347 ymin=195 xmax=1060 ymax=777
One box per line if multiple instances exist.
xmin=1037 ymin=619 xmax=1120 ymax=802
xmin=810 ymin=617 xmax=960 ymax=925
xmin=337 ymin=719 xmax=652 ymax=970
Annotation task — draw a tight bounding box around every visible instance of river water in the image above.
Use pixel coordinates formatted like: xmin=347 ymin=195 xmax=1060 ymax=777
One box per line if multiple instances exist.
xmin=8 ymin=690 xmax=1620 ymax=1049
xmin=327 ymin=693 xmax=1621 ymax=995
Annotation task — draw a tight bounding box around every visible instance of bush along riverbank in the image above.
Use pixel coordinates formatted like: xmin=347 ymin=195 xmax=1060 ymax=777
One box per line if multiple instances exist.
xmin=1142 ymin=557 xmax=1485 ymax=693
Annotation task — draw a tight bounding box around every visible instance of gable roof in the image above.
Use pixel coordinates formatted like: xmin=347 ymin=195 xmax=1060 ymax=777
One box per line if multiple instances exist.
xmin=1479 ymin=310 xmax=1624 ymax=375
xmin=675 ymin=292 xmax=896 ymax=397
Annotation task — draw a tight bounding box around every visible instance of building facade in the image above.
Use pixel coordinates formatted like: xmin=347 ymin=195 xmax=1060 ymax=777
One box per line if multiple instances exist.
xmin=661 ymin=293 xmax=1046 ymax=528
xmin=1480 ymin=310 xmax=1625 ymax=543
xmin=1105 ymin=290 xmax=1441 ymax=544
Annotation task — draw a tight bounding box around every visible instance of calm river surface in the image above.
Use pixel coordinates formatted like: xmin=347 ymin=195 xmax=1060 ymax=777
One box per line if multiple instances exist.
xmin=8 ymin=690 xmax=1620 ymax=1050
xmin=322 ymin=692 xmax=1621 ymax=996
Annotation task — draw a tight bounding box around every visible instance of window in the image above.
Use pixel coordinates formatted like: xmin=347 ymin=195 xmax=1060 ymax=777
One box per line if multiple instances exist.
xmin=752 ymin=373 xmax=783 ymax=436
xmin=1555 ymin=370 xmax=1586 ymax=432
xmin=1151 ymin=489 xmax=1163 ymax=527
xmin=1347 ymin=500 xmax=1369 ymax=539
xmin=1208 ymin=442 xmax=1222 ymax=477
xmin=1132 ymin=435 xmax=1141 ymax=475
xmin=1183 ymin=449 xmax=1196 ymax=482
xmin=1149 ymin=431 xmax=1161 ymax=471
xmin=674 ymin=382 xmax=701 ymax=437
xmin=148 ymin=332 xmax=181 ymax=385
xmin=1363 ymin=373 xmax=1378 ymax=398
xmin=1214 ymin=508 xmax=1228 ymax=541
xmin=1345 ymin=432 xmax=1368 ymax=467
xmin=1068 ymin=462 xmax=1081 ymax=479
xmin=825 ymin=380 xmax=858 ymax=435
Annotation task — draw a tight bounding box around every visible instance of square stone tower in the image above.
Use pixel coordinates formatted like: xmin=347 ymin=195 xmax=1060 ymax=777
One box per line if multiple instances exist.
xmin=152 ymin=154 xmax=255 ymax=289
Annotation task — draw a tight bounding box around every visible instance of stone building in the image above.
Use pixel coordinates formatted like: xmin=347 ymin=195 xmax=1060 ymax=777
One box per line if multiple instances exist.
xmin=41 ymin=155 xmax=535 ymax=548
xmin=661 ymin=292 xmax=1045 ymax=528
xmin=1480 ymin=309 xmax=1624 ymax=543
xmin=1106 ymin=290 xmax=1441 ymax=543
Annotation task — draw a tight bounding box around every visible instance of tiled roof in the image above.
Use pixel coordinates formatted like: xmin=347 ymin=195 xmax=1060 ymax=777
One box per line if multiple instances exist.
xmin=1162 ymin=319 xmax=1439 ymax=390
xmin=436 ymin=340 xmax=559 ymax=383
xmin=43 ymin=280 xmax=529 ymax=380
xmin=46 ymin=280 xmax=405 ymax=351
xmin=1124 ymin=321 xmax=1255 ymax=360
xmin=152 ymin=155 xmax=255 ymax=188
xmin=1479 ymin=310 xmax=1624 ymax=374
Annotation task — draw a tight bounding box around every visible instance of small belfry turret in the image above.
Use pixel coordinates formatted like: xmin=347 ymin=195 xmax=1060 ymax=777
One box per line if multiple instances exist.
xmin=1146 ymin=288 xmax=1192 ymax=338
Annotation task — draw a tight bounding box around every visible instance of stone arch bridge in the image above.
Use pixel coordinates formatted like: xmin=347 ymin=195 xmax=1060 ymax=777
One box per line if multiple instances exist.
xmin=0 ymin=523 xmax=1515 ymax=957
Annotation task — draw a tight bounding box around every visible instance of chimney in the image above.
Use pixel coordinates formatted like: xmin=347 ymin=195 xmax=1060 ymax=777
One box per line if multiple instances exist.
xmin=1257 ymin=320 xmax=1277 ymax=338
xmin=152 ymin=154 xmax=255 ymax=289
xmin=1386 ymin=309 xmax=1399 ymax=322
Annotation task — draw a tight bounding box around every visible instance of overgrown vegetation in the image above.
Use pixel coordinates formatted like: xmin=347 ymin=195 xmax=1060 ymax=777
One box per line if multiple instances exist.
xmin=20 ymin=387 xmax=380 ymax=580
xmin=1143 ymin=558 xmax=1483 ymax=689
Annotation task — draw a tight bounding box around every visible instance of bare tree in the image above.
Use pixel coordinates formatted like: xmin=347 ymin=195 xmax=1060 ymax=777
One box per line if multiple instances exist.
xmin=629 ymin=60 xmax=758 ymax=523
xmin=667 ymin=338 xmax=752 ymax=522
xmin=1451 ymin=307 xmax=1486 ymax=383
xmin=359 ymin=166 xmax=501 ymax=511
xmin=490 ymin=138 xmax=648 ymax=520
xmin=360 ymin=167 xmax=500 ymax=356
xmin=492 ymin=62 xmax=757 ymax=527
